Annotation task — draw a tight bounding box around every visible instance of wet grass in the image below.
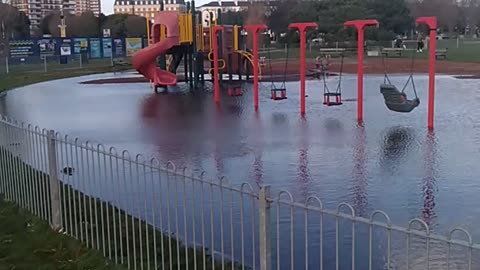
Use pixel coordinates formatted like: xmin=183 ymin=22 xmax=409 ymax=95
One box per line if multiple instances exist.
xmin=0 ymin=59 xmax=132 ymax=92
xmin=0 ymin=199 xmax=127 ymax=270
xmin=0 ymin=147 xmax=242 ymax=270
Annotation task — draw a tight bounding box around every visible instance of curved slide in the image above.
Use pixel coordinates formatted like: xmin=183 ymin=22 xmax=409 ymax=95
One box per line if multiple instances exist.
xmin=132 ymin=37 xmax=178 ymax=86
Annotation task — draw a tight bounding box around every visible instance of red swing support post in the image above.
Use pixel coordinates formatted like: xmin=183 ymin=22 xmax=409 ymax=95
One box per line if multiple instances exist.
xmin=344 ymin=19 xmax=379 ymax=124
xmin=244 ymin=24 xmax=268 ymax=111
xmin=288 ymin=22 xmax=318 ymax=115
xmin=212 ymin=26 xmax=224 ymax=104
xmin=416 ymin=17 xmax=437 ymax=130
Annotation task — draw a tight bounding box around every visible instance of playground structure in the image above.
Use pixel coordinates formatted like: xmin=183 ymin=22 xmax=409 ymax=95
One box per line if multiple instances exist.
xmin=132 ymin=1 xmax=258 ymax=92
xmin=132 ymin=5 xmax=438 ymax=129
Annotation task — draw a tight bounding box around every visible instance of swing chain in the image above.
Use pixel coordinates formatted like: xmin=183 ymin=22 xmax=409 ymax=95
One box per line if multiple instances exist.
xmin=322 ymin=52 xmax=344 ymax=94
xmin=280 ymin=39 xmax=290 ymax=89
xmin=401 ymin=50 xmax=418 ymax=99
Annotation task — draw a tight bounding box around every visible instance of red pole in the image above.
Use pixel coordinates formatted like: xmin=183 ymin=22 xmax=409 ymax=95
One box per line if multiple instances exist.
xmin=289 ymin=23 xmax=318 ymax=115
xmin=417 ymin=17 xmax=437 ymax=130
xmin=244 ymin=25 xmax=267 ymax=111
xmin=344 ymin=20 xmax=379 ymax=124
xmin=213 ymin=26 xmax=224 ymax=104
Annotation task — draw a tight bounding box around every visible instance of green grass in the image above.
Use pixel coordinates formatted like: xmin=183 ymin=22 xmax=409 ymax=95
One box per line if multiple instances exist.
xmin=260 ymin=39 xmax=480 ymax=63
xmin=0 ymin=148 xmax=241 ymax=270
xmin=0 ymin=58 xmax=132 ymax=92
xmin=0 ymin=199 xmax=127 ymax=270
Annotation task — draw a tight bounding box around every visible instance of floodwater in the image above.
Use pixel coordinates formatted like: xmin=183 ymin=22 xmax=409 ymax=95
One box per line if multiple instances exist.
xmin=1 ymin=72 xmax=480 ymax=269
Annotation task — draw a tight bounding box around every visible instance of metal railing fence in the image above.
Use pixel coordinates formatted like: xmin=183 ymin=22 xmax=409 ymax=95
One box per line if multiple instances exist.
xmin=0 ymin=115 xmax=479 ymax=270
xmin=1 ymin=55 xmax=131 ymax=76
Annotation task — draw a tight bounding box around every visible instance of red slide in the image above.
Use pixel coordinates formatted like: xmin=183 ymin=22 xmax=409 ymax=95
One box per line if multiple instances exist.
xmin=132 ymin=37 xmax=178 ymax=86
xmin=131 ymin=11 xmax=180 ymax=87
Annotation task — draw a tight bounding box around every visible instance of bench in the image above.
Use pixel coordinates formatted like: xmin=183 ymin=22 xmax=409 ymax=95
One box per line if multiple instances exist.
xmin=319 ymin=48 xmax=346 ymax=58
xmin=381 ymin=48 xmax=404 ymax=57
xmin=435 ymin=49 xmax=448 ymax=60
xmin=112 ymin=58 xmax=130 ymax=73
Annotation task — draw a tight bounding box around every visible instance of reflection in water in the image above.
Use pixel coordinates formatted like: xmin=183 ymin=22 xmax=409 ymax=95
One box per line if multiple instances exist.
xmin=297 ymin=117 xmax=311 ymax=199
xmin=422 ymin=131 xmax=438 ymax=227
xmin=214 ymin=105 xmax=225 ymax=178
xmin=0 ymin=94 xmax=7 ymax=116
xmin=351 ymin=123 xmax=368 ymax=216
xmin=253 ymin=112 xmax=263 ymax=186
xmin=381 ymin=126 xmax=415 ymax=161
xmin=379 ymin=126 xmax=416 ymax=175
xmin=324 ymin=118 xmax=345 ymax=147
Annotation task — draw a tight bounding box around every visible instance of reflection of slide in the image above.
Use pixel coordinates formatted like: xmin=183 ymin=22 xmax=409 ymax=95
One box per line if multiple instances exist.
xmin=131 ymin=11 xmax=180 ymax=87
xmin=132 ymin=37 xmax=178 ymax=86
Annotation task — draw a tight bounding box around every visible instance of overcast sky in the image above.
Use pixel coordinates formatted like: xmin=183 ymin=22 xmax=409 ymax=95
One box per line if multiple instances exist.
xmin=101 ymin=0 xmax=211 ymax=14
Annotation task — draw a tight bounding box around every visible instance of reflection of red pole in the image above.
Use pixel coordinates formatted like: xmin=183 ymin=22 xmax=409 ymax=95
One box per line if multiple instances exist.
xmin=289 ymin=23 xmax=318 ymax=115
xmin=344 ymin=20 xmax=379 ymax=123
xmin=416 ymin=17 xmax=437 ymax=130
xmin=244 ymin=25 xmax=267 ymax=111
xmin=213 ymin=26 xmax=224 ymax=104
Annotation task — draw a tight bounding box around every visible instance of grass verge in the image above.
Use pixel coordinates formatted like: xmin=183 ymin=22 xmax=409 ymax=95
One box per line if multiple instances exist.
xmin=0 ymin=59 xmax=132 ymax=93
xmin=0 ymin=198 xmax=127 ymax=270
xmin=0 ymin=147 xmax=241 ymax=270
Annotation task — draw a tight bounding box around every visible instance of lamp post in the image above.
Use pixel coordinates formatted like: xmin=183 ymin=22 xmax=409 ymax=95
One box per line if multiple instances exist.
xmin=58 ymin=3 xmax=67 ymax=38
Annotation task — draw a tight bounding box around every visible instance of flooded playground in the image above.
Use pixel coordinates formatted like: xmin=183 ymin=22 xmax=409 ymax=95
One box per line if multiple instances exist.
xmin=1 ymin=72 xmax=480 ymax=268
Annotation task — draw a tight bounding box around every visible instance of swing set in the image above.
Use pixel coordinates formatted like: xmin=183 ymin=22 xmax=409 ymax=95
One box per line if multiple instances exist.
xmin=210 ymin=17 xmax=438 ymax=129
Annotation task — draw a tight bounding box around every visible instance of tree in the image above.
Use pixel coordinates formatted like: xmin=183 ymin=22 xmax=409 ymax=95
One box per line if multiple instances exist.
xmin=125 ymin=15 xmax=147 ymax=37
xmin=268 ymin=0 xmax=297 ymax=33
xmin=71 ymin=12 xmax=100 ymax=37
xmin=102 ymin=14 xmax=129 ymax=38
xmin=38 ymin=11 xmax=99 ymax=37
xmin=0 ymin=3 xmax=30 ymax=39
xmin=221 ymin=11 xmax=246 ymax=25
xmin=366 ymin=0 xmax=413 ymax=35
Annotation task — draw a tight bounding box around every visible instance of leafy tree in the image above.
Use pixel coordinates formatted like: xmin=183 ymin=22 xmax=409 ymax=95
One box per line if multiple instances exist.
xmin=125 ymin=15 xmax=147 ymax=37
xmin=102 ymin=14 xmax=129 ymax=38
xmin=366 ymin=0 xmax=413 ymax=35
xmin=0 ymin=3 xmax=30 ymax=39
xmin=221 ymin=11 xmax=246 ymax=25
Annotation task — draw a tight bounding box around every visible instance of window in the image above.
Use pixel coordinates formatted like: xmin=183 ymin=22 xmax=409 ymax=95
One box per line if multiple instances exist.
xmin=151 ymin=13 xmax=154 ymax=17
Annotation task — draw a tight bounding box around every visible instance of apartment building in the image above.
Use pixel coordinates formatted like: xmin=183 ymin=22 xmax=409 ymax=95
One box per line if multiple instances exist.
xmin=75 ymin=0 xmax=101 ymax=16
xmin=113 ymin=0 xmax=186 ymax=19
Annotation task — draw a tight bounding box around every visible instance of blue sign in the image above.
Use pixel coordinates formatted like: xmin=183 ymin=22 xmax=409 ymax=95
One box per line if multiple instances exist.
xmin=90 ymin=38 xmax=101 ymax=58
xmin=102 ymin=38 xmax=112 ymax=58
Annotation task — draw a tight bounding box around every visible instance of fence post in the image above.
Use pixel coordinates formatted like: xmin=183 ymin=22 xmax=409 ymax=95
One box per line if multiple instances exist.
xmin=47 ymin=129 xmax=62 ymax=231
xmin=5 ymin=57 xmax=9 ymax=74
xmin=258 ymin=185 xmax=271 ymax=270
xmin=43 ymin=56 xmax=47 ymax=73
xmin=79 ymin=54 xmax=83 ymax=69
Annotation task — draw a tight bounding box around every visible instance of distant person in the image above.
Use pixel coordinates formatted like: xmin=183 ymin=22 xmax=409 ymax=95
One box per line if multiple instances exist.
xmin=417 ymin=33 xmax=424 ymax=52
xmin=394 ymin=36 xmax=406 ymax=49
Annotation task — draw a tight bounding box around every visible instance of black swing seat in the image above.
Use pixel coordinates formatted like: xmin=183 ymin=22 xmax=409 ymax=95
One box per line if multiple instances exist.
xmin=380 ymin=84 xmax=420 ymax=113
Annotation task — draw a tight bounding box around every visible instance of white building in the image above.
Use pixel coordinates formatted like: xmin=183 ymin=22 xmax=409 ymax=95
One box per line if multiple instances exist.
xmin=197 ymin=1 xmax=250 ymax=27
xmin=113 ymin=0 xmax=186 ymax=19
xmin=75 ymin=0 xmax=101 ymax=16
